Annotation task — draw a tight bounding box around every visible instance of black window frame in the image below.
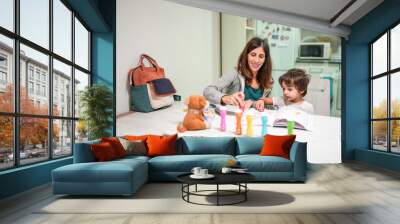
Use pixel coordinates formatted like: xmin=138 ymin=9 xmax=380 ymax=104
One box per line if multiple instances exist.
xmin=370 ymin=20 xmax=400 ymax=154
xmin=0 ymin=0 xmax=92 ymax=171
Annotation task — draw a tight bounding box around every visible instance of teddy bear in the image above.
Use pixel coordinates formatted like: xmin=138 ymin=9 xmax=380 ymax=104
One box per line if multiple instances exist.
xmin=177 ymin=95 xmax=210 ymax=132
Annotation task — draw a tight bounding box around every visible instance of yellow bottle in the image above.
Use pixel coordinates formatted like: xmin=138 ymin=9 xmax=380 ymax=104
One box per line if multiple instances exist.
xmin=246 ymin=112 xmax=253 ymax=137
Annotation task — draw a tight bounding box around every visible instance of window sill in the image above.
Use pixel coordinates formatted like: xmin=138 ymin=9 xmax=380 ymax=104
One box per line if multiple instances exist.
xmin=0 ymin=156 xmax=72 ymax=175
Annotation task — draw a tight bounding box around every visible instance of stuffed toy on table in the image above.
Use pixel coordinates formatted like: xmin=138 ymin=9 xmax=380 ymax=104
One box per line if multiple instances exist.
xmin=177 ymin=95 xmax=211 ymax=132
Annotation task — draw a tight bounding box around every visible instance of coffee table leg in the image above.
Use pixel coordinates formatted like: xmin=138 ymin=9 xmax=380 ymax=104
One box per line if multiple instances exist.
xmin=245 ymin=183 xmax=247 ymax=201
xmin=195 ymin=184 xmax=198 ymax=192
xmin=217 ymin=184 xmax=219 ymax=206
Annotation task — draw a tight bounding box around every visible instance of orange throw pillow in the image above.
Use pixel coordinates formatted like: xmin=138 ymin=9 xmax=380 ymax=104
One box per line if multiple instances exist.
xmin=91 ymin=142 xmax=117 ymax=161
xmin=146 ymin=134 xmax=177 ymax=157
xmin=124 ymin=135 xmax=149 ymax=142
xmin=101 ymin=137 xmax=127 ymax=158
xmin=259 ymin=134 xmax=296 ymax=159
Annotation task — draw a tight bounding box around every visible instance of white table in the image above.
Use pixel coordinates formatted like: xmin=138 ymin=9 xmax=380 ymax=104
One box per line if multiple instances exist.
xmin=117 ymin=102 xmax=341 ymax=163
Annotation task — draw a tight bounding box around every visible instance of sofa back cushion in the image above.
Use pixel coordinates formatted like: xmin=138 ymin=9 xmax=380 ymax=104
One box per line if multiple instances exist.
xmin=74 ymin=140 xmax=100 ymax=163
xmin=147 ymin=134 xmax=177 ymax=157
xmin=91 ymin=142 xmax=118 ymax=161
xmin=101 ymin=137 xmax=127 ymax=158
xmin=177 ymin=137 xmax=236 ymax=155
xmin=236 ymin=137 xmax=263 ymax=155
xmin=259 ymin=134 xmax=296 ymax=159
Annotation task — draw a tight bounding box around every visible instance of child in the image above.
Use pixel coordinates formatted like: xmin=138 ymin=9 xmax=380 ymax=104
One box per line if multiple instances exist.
xmin=262 ymin=68 xmax=314 ymax=114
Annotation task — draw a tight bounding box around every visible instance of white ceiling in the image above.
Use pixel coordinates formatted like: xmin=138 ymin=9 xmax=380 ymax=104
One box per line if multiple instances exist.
xmin=225 ymin=0 xmax=383 ymax=26
xmin=226 ymin=0 xmax=352 ymax=23
xmin=166 ymin=0 xmax=384 ymax=37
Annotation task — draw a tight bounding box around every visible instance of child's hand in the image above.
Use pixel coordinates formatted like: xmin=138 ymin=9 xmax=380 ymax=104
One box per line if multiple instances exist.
xmin=244 ymin=100 xmax=253 ymax=111
xmin=254 ymin=100 xmax=265 ymax=111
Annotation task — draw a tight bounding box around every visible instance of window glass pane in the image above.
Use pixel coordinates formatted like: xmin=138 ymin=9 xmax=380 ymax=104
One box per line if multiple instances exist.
xmin=391 ymin=24 xmax=400 ymax=70
xmin=53 ymin=59 xmax=72 ymax=117
xmin=0 ymin=35 xmax=14 ymax=112
xmin=372 ymin=77 xmax=387 ymax=119
xmin=391 ymin=72 xmax=400 ymax=118
xmin=0 ymin=116 xmax=13 ymax=170
xmin=20 ymin=0 xmax=49 ymax=49
xmin=20 ymin=44 xmax=49 ymax=115
xmin=372 ymin=33 xmax=387 ymax=76
xmin=53 ymin=119 xmax=72 ymax=158
xmin=391 ymin=121 xmax=400 ymax=153
xmin=53 ymin=0 xmax=72 ymax=60
xmin=0 ymin=0 xmax=14 ymax=31
xmin=74 ymin=18 xmax=89 ymax=70
xmin=372 ymin=121 xmax=388 ymax=151
xmin=20 ymin=117 xmax=49 ymax=165
xmin=74 ymin=69 xmax=89 ymax=118
xmin=75 ymin=120 xmax=88 ymax=143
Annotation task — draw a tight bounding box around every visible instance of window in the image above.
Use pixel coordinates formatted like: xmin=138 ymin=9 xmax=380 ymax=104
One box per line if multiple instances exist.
xmin=0 ymin=35 xmax=13 ymax=113
xmin=28 ymin=81 xmax=34 ymax=94
xmin=35 ymin=70 xmax=41 ymax=81
xmin=0 ymin=54 xmax=7 ymax=67
xmin=20 ymin=0 xmax=49 ymax=49
xmin=42 ymin=85 xmax=46 ymax=97
xmin=0 ymin=0 xmax=14 ymax=32
xmin=371 ymin=23 xmax=400 ymax=154
xmin=53 ymin=0 xmax=72 ymax=60
xmin=75 ymin=18 xmax=89 ymax=70
xmin=28 ymin=67 xmax=34 ymax=80
xmin=35 ymin=83 xmax=40 ymax=95
xmin=0 ymin=71 xmax=6 ymax=85
xmin=0 ymin=0 xmax=91 ymax=170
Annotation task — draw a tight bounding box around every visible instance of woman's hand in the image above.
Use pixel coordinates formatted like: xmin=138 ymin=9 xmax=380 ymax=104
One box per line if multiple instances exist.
xmin=221 ymin=92 xmax=245 ymax=108
xmin=254 ymin=99 xmax=265 ymax=111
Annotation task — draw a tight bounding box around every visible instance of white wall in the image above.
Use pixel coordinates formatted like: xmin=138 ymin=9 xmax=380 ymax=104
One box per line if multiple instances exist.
xmin=221 ymin=13 xmax=246 ymax=74
xmin=116 ymin=0 xmax=220 ymax=115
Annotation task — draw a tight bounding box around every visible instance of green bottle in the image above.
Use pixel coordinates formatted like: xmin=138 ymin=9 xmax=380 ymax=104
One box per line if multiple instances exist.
xmin=287 ymin=120 xmax=294 ymax=135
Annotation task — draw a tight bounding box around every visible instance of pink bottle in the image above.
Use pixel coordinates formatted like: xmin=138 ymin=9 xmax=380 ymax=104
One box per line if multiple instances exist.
xmin=219 ymin=106 xmax=227 ymax=132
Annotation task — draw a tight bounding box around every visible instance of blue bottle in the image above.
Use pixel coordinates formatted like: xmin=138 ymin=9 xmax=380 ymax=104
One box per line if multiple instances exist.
xmin=261 ymin=115 xmax=268 ymax=136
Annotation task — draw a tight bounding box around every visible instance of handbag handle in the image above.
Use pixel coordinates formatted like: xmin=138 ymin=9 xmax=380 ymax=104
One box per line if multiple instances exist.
xmin=139 ymin=54 xmax=161 ymax=71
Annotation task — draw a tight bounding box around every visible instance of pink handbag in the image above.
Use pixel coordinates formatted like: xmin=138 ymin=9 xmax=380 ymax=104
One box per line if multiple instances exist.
xmin=129 ymin=54 xmax=165 ymax=86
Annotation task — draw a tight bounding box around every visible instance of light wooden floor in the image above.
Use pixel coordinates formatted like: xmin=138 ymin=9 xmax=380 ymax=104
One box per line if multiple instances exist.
xmin=1 ymin=162 xmax=400 ymax=224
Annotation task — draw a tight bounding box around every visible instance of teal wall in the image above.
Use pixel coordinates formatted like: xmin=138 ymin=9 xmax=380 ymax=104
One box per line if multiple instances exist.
xmin=0 ymin=0 xmax=115 ymax=200
xmin=344 ymin=0 xmax=400 ymax=171
xmin=0 ymin=158 xmax=72 ymax=199
xmin=91 ymin=0 xmax=116 ymax=135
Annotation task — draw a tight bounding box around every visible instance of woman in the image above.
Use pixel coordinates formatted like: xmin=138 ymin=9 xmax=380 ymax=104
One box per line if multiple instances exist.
xmin=203 ymin=37 xmax=273 ymax=111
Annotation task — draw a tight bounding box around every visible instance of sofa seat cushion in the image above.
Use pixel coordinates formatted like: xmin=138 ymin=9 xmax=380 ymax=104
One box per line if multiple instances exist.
xmin=236 ymin=155 xmax=293 ymax=172
xmin=117 ymin=155 xmax=150 ymax=162
xmin=53 ymin=159 xmax=147 ymax=183
xmin=149 ymin=154 xmax=235 ymax=172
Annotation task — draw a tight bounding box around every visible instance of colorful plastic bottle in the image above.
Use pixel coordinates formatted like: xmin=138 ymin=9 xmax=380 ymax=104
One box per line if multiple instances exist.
xmin=235 ymin=109 xmax=242 ymax=135
xmin=246 ymin=111 xmax=254 ymax=137
xmin=287 ymin=120 xmax=294 ymax=135
xmin=261 ymin=115 xmax=268 ymax=136
xmin=219 ymin=106 xmax=227 ymax=132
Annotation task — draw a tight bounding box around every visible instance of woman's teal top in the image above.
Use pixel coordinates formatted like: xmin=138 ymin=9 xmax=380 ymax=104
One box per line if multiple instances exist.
xmin=244 ymin=85 xmax=263 ymax=101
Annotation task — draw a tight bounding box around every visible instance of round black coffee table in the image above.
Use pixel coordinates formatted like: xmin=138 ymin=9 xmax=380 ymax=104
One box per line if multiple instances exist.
xmin=177 ymin=173 xmax=255 ymax=206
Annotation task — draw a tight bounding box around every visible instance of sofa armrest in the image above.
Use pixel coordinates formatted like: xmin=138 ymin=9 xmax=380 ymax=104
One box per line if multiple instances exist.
xmin=289 ymin=141 xmax=307 ymax=181
xmin=73 ymin=140 xmax=100 ymax=163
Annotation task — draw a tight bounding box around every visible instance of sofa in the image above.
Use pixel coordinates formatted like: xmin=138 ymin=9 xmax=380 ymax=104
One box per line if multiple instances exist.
xmin=52 ymin=136 xmax=307 ymax=196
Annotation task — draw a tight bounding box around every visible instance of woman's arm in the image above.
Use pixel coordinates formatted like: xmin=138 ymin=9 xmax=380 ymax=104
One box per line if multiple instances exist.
xmin=203 ymin=70 xmax=239 ymax=105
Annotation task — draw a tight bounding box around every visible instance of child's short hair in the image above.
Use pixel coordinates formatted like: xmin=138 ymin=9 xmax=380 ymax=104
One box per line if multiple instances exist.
xmin=279 ymin=68 xmax=310 ymax=97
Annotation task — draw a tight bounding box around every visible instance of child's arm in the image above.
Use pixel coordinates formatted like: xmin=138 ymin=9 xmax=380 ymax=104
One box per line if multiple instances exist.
xmin=261 ymin=97 xmax=273 ymax=105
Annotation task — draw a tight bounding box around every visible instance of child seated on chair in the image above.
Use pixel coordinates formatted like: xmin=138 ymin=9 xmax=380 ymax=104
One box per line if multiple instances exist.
xmin=256 ymin=68 xmax=314 ymax=113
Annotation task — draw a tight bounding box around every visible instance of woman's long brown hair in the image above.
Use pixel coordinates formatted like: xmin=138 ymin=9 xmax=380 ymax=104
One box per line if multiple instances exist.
xmin=237 ymin=37 xmax=272 ymax=89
